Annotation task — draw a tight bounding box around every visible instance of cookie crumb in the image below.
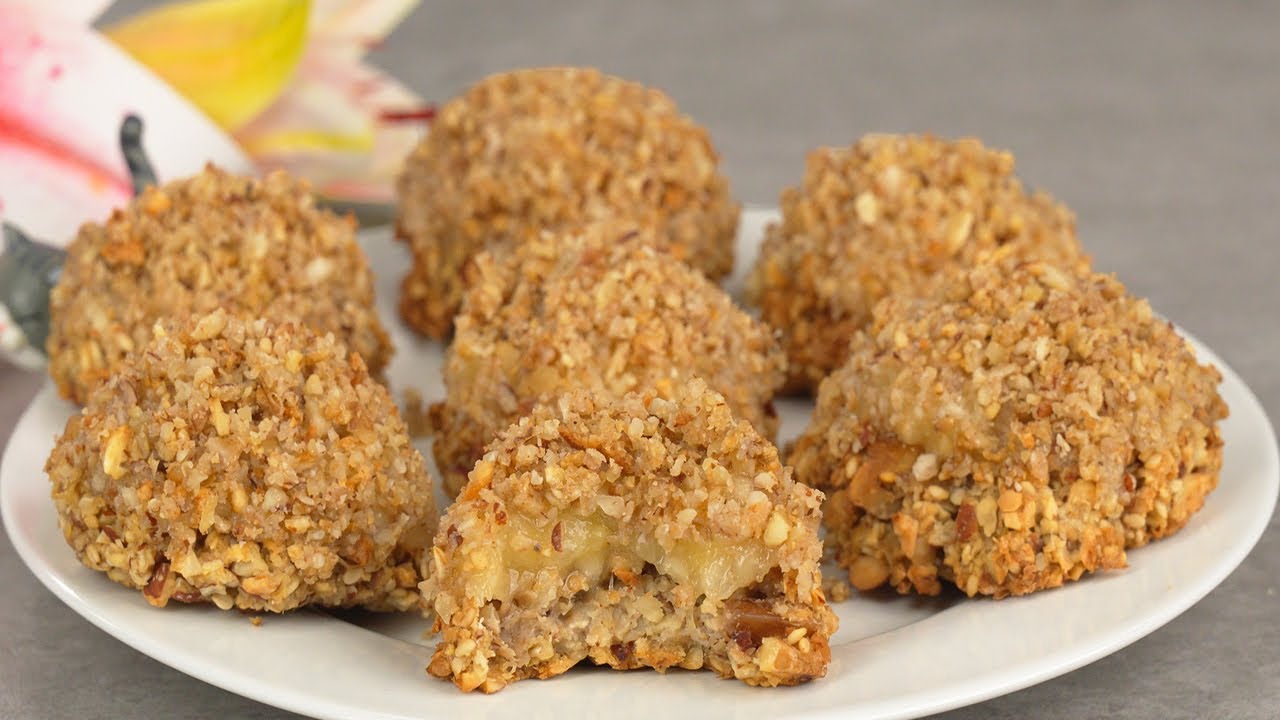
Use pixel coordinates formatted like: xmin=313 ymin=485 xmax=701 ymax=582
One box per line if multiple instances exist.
xmin=823 ymin=576 xmax=852 ymax=603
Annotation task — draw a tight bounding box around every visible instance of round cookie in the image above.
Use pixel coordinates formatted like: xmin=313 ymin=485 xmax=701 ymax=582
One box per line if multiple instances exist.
xmin=788 ymin=262 xmax=1227 ymax=598
xmin=46 ymin=310 xmax=435 ymax=612
xmin=47 ymin=165 xmax=392 ymax=404
xmin=395 ymin=66 xmax=739 ymax=338
xmin=748 ymin=134 xmax=1087 ymax=392
xmin=431 ymin=222 xmax=785 ymax=496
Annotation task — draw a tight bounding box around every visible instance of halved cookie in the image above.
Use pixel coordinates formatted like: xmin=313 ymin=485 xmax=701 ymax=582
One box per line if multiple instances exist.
xmin=423 ymin=379 xmax=836 ymax=692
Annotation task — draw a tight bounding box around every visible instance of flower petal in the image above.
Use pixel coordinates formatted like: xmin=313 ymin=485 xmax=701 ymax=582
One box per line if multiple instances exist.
xmin=309 ymin=0 xmax=418 ymax=56
xmin=0 ymin=2 xmax=250 ymax=242
xmin=104 ymin=0 xmax=311 ymax=129
xmin=236 ymin=77 xmax=373 ymax=157
xmin=235 ymin=49 xmax=428 ymax=203
xmin=7 ymin=0 xmax=116 ymax=23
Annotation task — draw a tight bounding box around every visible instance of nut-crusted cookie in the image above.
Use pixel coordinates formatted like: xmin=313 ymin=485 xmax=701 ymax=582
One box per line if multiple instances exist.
xmin=430 ymin=221 xmax=786 ymax=497
xmin=47 ymin=165 xmax=392 ymax=404
xmin=748 ymin=134 xmax=1088 ymax=392
xmin=423 ymin=379 xmax=836 ymax=692
xmin=46 ymin=310 xmax=435 ymax=612
xmin=395 ymin=66 xmax=739 ymax=338
xmin=789 ymin=262 xmax=1226 ymax=598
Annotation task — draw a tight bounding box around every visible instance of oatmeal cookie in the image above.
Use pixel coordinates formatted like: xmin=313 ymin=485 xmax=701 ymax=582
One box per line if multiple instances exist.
xmin=423 ymin=379 xmax=836 ymax=692
xmin=395 ymin=66 xmax=739 ymax=338
xmin=431 ymin=222 xmax=785 ymax=497
xmin=789 ymin=262 xmax=1226 ymax=598
xmin=748 ymin=134 xmax=1088 ymax=392
xmin=46 ymin=310 xmax=435 ymax=612
xmin=47 ymin=165 xmax=392 ymax=404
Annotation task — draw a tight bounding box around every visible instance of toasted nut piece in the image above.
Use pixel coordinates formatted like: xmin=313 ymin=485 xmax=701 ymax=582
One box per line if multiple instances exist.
xmin=997 ymin=489 xmax=1024 ymax=513
xmin=847 ymin=555 xmax=890 ymax=591
xmin=101 ymin=426 xmax=131 ymax=479
xmin=763 ymin=512 xmax=790 ymax=547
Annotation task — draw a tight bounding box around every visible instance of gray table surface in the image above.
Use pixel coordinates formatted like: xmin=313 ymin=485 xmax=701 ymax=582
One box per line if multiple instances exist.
xmin=3 ymin=1 xmax=1278 ymax=718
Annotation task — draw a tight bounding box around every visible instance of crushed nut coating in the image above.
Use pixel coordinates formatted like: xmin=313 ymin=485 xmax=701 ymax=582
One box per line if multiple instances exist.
xmin=430 ymin=222 xmax=785 ymax=497
xmin=47 ymin=165 xmax=392 ymax=404
xmin=395 ymin=66 xmax=739 ymax=338
xmin=748 ymin=134 xmax=1087 ymax=392
xmin=789 ymin=262 xmax=1226 ymax=598
xmin=46 ymin=310 xmax=435 ymax=612
xmin=422 ymin=379 xmax=836 ymax=692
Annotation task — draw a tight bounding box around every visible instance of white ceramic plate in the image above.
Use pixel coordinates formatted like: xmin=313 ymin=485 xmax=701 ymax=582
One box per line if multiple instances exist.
xmin=3 ymin=209 xmax=1277 ymax=720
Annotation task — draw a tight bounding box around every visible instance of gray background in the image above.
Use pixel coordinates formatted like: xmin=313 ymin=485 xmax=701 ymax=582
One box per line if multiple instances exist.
xmin=2 ymin=1 xmax=1277 ymax=718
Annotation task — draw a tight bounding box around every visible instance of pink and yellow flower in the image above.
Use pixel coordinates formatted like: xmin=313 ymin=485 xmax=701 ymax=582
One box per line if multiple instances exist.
xmin=107 ymin=0 xmax=431 ymax=203
xmin=0 ymin=0 xmax=428 ymax=243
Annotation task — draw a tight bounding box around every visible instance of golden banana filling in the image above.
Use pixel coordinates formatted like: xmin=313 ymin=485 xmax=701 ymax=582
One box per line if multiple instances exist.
xmin=469 ymin=512 xmax=781 ymax=605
